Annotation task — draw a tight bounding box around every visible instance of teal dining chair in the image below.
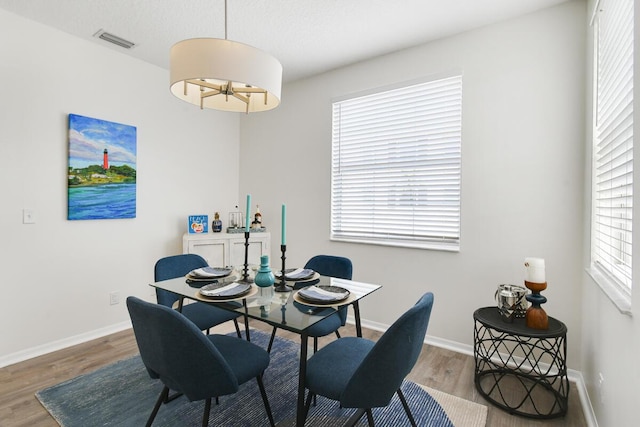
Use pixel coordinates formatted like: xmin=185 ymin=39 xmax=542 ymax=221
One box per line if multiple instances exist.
xmin=154 ymin=254 xmax=243 ymax=337
xmin=302 ymin=292 xmax=435 ymax=426
xmin=267 ymin=255 xmax=353 ymax=353
xmin=126 ymin=296 xmax=276 ymax=427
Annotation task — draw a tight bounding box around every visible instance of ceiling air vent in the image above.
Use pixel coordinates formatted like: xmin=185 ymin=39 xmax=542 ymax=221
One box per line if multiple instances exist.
xmin=93 ymin=29 xmax=136 ymax=49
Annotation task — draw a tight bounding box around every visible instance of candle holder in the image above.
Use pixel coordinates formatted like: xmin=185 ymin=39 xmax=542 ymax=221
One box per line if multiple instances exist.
xmin=274 ymin=244 xmax=292 ymax=293
xmin=237 ymin=231 xmax=254 ymax=284
xmin=524 ymin=280 xmax=548 ymax=330
xmin=280 ymin=292 xmax=289 ymax=325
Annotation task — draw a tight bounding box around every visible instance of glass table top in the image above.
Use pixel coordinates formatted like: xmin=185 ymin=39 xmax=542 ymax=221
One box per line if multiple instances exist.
xmin=150 ymin=274 xmax=381 ymax=334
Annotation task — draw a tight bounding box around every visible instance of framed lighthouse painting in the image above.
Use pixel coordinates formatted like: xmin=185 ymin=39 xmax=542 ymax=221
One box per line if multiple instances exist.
xmin=67 ymin=114 xmax=137 ymax=220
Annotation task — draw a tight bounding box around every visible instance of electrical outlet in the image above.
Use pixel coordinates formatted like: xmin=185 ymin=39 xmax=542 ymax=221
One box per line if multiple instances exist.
xmin=109 ymin=291 xmax=120 ymax=305
xmin=23 ymin=208 xmax=36 ymax=224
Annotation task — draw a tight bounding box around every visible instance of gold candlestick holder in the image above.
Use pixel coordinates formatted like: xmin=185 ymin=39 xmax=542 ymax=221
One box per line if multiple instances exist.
xmin=524 ymin=280 xmax=548 ymax=330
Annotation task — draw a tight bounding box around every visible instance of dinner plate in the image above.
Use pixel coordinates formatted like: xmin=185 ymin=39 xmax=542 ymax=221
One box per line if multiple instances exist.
xmin=199 ymin=282 xmax=251 ymax=299
xmin=188 ymin=266 xmax=233 ymax=279
xmin=297 ymin=285 xmax=350 ymax=304
xmin=274 ymin=268 xmax=316 ymax=281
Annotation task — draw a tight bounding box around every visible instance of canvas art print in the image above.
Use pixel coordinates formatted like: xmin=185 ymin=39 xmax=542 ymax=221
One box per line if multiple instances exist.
xmin=68 ymin=114 xmax=137 ymax=220
xmin=188 ymin=215 xmax=209 ymax=233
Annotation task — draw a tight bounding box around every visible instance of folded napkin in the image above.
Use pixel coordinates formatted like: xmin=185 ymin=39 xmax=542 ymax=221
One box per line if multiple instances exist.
xmin=190 ymin=267 xmax=231 ymax=278
xmin=200 ymin=282 xmax=247 ymax=297
xmin=298 ymin=285 xmax=349 ymax=302
xmin=276 ymin=268 xmax=315 ymax=280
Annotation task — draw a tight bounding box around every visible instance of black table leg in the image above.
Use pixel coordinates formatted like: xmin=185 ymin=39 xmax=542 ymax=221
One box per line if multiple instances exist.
xmin=242 ymin=299 xmax=251 ymax=341
xmin=352 ymin=301 xmax=363 ymax=337
xmin=296 ymin=332 xmax=309 ymax=427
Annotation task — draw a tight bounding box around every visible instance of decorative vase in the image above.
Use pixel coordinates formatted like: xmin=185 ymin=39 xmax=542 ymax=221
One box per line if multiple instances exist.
xmin=212 ymin=212 xmax=222 ymax=232
xmin=254 ymin=255 xmax=275 ymax=287
xmin=495 ymin=284 xmax=528 ymax=323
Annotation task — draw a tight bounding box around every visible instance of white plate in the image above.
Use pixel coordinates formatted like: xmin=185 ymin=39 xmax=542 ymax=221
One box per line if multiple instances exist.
xmin=188 ymin=267 xmax=233 ymax=279
xmin=275 ymin=268 xmax=316 ymax=281
xmin=199 ymin=282 xmax=252 ymax=299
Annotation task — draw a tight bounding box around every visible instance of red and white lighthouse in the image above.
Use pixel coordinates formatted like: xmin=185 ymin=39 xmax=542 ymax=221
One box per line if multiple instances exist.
xmin=103 ymin=148 xmax=109 ymax=170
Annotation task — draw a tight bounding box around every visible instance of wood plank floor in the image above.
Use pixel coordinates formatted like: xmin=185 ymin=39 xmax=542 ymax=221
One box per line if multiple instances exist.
xmin=0 ymin=321 xmax=587 ymax=426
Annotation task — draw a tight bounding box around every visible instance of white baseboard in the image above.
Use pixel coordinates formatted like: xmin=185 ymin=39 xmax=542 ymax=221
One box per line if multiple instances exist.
xmin=0 ymin=320 xmax=132 ymax=369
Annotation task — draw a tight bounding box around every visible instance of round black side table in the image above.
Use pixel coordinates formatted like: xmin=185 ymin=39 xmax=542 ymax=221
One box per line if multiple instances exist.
xmin=473 ymin=307 xmax=569 ymax=419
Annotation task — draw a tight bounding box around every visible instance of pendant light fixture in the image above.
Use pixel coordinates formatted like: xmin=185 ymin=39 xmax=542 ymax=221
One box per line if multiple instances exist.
xmin=169 ymin=0 xmax=282 ymax=113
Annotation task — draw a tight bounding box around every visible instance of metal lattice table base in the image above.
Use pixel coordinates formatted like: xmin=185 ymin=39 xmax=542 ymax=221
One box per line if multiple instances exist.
xmin=473 ymin=307 xmax=569 ymax=419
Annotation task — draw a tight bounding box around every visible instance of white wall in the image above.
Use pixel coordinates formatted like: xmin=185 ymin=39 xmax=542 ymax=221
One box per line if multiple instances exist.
xmin=8 ymin=2 xmax=635 ymax=423
xmin=240 ymin=1 xmax=587 ymax=369
xmin=0 ymin=9 xmax=241 ymax=364
xmin=579 ymin=1 xmax=640 ymax=426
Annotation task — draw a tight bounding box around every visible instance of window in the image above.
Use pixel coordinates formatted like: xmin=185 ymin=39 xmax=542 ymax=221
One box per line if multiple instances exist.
xmin=331 ymin=74 xmax=462 ymax=251
xmin=591 ymin=0 xmax=634 ymax=305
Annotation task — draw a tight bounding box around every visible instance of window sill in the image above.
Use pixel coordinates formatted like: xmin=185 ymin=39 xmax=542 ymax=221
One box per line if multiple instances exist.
xmin=585 ymin=267 xmax=632 ymax=316
xmin=330 ymin=236 xmax=460 ymax=252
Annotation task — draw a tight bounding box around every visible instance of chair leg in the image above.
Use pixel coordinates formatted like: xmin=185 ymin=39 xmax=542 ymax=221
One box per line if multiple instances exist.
xmin=396 ymin=388 xmax=418 ymax=427
xmin=202 ymin=397 xmax=212 ymax=427
xmin=146 ymin=386 xmax=169 ymax=427
xmin=310 ymin=337 xmax=319 ymax=407
xmin=365 ymin=409 xmax=375 ymax=426
xmin=302 ymin=391 xmax=315 ymax=424
xmin=335 ymin=330 xmax=341 ymax=338
xmin=256 ymin=375 xmax=276 ymax=427
xmin=344 ymin=408 xmax=367 ymax=427
xmin=267 ymin=326 xmax=278 ymax=353
xmin=233 ymin=318 xmax=242 ymax=338
xmin=163 ymin=389 xmax=183 ymax=403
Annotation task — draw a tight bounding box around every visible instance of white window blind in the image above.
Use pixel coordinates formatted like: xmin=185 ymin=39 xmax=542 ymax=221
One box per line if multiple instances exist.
xmin=331 ymin=75 xmax=462 ymax=250
xmin=592 ymin=0 xmax=634 ymax=293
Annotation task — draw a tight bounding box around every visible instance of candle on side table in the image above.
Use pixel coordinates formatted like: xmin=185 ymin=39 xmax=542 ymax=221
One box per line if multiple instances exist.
xmin=524 ymin=257 xmax=548 ymax=330
xmin=524 ymin=257 xmax=545 ymax=283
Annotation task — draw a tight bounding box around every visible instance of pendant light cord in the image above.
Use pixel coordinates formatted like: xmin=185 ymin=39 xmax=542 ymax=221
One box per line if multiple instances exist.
xmin=224 ymin=0 xmax=228 ymax=40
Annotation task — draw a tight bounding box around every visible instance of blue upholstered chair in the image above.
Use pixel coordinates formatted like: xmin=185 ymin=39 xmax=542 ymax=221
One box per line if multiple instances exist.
xmin=267 ymin=255 xmax=353 ymax=353
xmin=302 ymin=292 xmax=435 ymax=427
xmin=154 ymin=254 xmax=242 ymax=336
xmin=126 ymin=296 xmax=275 ymax=427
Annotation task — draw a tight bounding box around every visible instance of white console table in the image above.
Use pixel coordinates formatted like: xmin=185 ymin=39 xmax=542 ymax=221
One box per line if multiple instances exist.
xmin=182 ymin=231 xmax=271 ymax=267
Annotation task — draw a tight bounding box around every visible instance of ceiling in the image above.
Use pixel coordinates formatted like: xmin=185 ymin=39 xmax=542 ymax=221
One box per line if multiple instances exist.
xmin=0 ymin=0 xmax=571 ymax=83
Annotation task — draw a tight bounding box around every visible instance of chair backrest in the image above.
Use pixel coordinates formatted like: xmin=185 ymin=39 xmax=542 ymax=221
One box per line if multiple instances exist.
xmin=154 ymin=254 xmax=208 ymax=307
xmin=304 ymin=255 xmax=353 ymax=280
xmin=340 ymin=292 xmax=434 ymax=408
xmin=126 ymin=296 xmax=238 ymax=401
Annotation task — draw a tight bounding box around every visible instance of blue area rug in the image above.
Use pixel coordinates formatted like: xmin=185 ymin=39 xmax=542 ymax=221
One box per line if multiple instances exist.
xmin=36 ymin=330 xmax=454 ymax=426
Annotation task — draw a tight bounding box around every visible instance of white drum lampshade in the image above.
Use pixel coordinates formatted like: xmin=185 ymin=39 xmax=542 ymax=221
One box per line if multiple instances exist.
xmin=170 ymin=38 xmax=282 ymax=113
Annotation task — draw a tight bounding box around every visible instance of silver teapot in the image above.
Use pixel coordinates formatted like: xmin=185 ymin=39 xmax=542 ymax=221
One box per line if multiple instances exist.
xmin=495 ymin=284 xmax=528 ymax=322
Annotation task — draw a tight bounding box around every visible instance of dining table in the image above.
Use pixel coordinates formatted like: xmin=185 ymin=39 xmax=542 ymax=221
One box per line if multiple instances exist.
xmin=150 ymin=270 xmax=381 ymax=427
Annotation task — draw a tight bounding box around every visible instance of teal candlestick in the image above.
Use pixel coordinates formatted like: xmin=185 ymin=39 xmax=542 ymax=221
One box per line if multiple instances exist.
xmin=281 ymin=203 xmax=286 ymax=245
xmin=245 ymin=194 xmax=251 ymax=231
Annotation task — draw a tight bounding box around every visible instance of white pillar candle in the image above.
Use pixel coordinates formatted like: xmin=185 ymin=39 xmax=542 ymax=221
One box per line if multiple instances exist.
xmin=524 ymin=257 xmax=545 ymax=283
